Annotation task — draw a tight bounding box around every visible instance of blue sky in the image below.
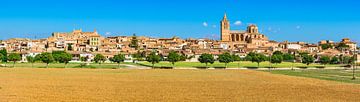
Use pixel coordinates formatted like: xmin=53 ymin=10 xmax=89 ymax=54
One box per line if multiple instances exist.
xmin=0 ymin=0 xmax=359 ymax=43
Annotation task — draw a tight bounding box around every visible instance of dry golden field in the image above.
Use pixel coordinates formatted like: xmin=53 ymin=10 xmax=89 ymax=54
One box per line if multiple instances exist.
xmin=0 ymin=68 xmax=359 ymax=102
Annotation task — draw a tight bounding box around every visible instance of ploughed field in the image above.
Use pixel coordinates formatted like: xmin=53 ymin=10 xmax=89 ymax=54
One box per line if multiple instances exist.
xmin=0 ymin=68 xmax=359 ymax=101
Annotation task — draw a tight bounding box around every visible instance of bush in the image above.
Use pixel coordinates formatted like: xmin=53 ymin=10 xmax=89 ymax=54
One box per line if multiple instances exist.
xmin=316 ymin=66 xmax=326 ymax=69
xmin=214 ymin=66 xmax=226 ymax=69
xmin=73 ymin=65 xmax=97 ymax=69
xmin=298 ymin=66 xmax=308 ymax=69
xmin=195 ymin=66 xmax=208 ymax=69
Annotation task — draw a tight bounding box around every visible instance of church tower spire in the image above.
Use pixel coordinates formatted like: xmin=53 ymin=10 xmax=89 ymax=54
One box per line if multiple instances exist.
xmin=221 ymin=12 xmax=230 ymax=42
xmin=223 ymin=12 xmax=228 ymax=21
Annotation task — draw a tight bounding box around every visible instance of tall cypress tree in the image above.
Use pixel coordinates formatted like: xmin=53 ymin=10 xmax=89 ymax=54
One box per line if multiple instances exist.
xmin=130 ymin=33 xmax=139 ymax=50
xmin=0 ymin=48 xmax=7 ymax=62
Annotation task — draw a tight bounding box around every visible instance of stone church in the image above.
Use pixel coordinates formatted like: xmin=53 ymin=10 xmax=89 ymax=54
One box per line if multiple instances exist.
xmin=220 ymin=13 xmax=268 ymax=45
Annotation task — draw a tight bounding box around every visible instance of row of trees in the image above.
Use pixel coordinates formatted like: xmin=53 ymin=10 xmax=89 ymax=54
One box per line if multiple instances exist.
xmin=197 ymin=51 xmax=356 ymax=68
xmin=0 ymin=47 xmax=355 ymax=69
xmin=0 ymin=48 xmax=128 ymax=68
xmin=137 ymin=50 xmax=357 ymax=69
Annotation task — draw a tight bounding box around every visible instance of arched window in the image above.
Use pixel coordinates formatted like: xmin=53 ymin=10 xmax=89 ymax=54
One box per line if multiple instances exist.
xmin=231 ymin=35 xmax=235 ymax=41
xmin=236 ymin=34 xmax=240 ymax=41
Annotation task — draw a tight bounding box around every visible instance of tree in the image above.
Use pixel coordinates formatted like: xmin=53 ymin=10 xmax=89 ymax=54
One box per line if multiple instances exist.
xmin=273 ymin=51 xmax=283 ymax=55
xmin=67 ymin=43 xmax=73 ymax=51
xmin=167 ymin=51 xmax=180 ymax=67
xmin=302 ymin=54 xmax=315 ymax=66
xmin=330 ymin=56 xmax=340 ymax=64
xmin=94 ymin=54 xmax=106 ymax=64
xmin=245 ymin=52 xmax=257 ymax=62
xmin=232 ymin=54 xmax=242 ymax=68
xmin=130 ymin=33 xmax=139 ymax=50
xmin=132 ymin=51 xmax=143 ymax=62
xmin=282 ymin=53 xmax=295 ymax=61
xmin=58 ymin=52 xmax=73 ymax=68
xmin=26 ymin=56 xmax=36 ymax=68
xmin=299 ymin=52 xmax=309 ymax=57
xmin=320 ymin=44 xmax=333 ymax=50
xmin=111 ymin=54 xmax=126 ymax=68
xmin=218 ymin=52 xmax=234 ymax=68
xmin=336 ymin=43 xmax=350 ymax=51
xmin=52 ymin=51 xmax=66 ymax=63
xmin=146 ymin=52 xmax=161 ymax=68
xmin=198 ymin=53 xmax=215 ymax=68
xmin=80 ymin=56 xmax=88 ymax=62
xmin=8 ymin=53 xmax=21 ymax=68
xmin=0 ymin=53 xmax=3 ymax=63
xmin=0 ymin=49 xmax=7 ymax=64
xmin=179 ymin=54 xmax=187 ymax=61
xmin=38 ymin=52 xmax=55 ymax=68
xmin=342 ymin=56 xmax=353 ymax=65
xmin=271 ymin=54 xmax=283 ymax=65
xmin=319 ymin=56 xmax=331 ymax=67
xmin=246 ymin=53 xmax=267 ymax=68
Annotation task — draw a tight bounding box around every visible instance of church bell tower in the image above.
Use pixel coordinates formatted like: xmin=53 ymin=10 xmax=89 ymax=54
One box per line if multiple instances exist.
xmin=221 ymin=13 xmax=231 ymax=42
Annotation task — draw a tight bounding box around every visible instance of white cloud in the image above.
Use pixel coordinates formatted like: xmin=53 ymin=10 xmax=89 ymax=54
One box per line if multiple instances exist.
xmin=203 ymin=22 xmax=208 ymax=27
xmin=212 ymin=25 xmax=217 ymax=28
xmin=105 ymin=32 xmax=112 ymax=36
xmin=296 ymin=26 xmax=301 ymax=29
xmin=234 ymin=21 xmax=242 ymax=26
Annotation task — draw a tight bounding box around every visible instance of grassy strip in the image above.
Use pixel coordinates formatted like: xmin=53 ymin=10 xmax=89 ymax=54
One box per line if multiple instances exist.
xmin=266 ymin=69 xmax=360 ymax=84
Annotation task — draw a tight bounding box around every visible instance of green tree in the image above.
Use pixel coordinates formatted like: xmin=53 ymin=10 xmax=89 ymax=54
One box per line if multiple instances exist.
xmin=167 ymin=51 xmax=180 ymax=67
xmin=58 ymin=52 xmax=73 ymax=68
xmin=0 ymin=53 xmax=3 ymax=63
xmin=319 ymin=56 xmax=331 ymax=67
xmin=299 ymin=52 xmax=310 ymax=57
xmin=273 ymin=51 xmax=283 ymax=55
xmin=198 ymin=53 xmax=215 ymax=68
xmin=179 ymin=54 xmax=187 ymax=61
xmin=218 ymin=52 xmax=234 ymax=68
xmin=94 ymin=54 xmax=106 ymax=64
xmin=146 ymin=52 xmax=161 ymax=68
xmin=111 ymin=54 xmax=126 ymax=68
xmin=232 ymin=54 xmax=242 ymax=68
xmin=342 ymin=56 xmax=353 ymax=65
xmin=80 ymin=56 xmax=88 ymax=62
xmin=0 ymin=49 xmax=7 ymax=64
xmin=245 ymin=52 xmax=256 ymax=61
xmin=330 ymin=56 xmax=340 ymax=64
xmin=320 ymin=44 xmax=333 ymax=50
xmin=336 ymin=43 xmax=350 ymax=51
xmin=246 ymin=53 xmax=267 ymax=68
xmin=282 ymin=53 xmax=295 ymax=61
xmin=38 ymin=52 xmax=55 ymax=68
xmin=8 ymin=53 xmax=21 ymax=68
xmin=52 ymin=51 xmax=66 ymax=63
xmin=132 ymin=51 xmax=143 ymax=62
xmin=271 ymin=54 xmax=283 ymax=65
xmin=67 ymin=43 xmax=73 ymax=51
xmin=26 ymin=56 xmax=36 ymax=68
xmin=302 ymin=54 xmax=315 ymax=66
xmin=130 ymin=33 xmax=139 ymax=50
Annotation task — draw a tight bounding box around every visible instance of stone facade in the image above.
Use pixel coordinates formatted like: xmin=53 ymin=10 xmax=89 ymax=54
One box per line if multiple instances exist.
xmin=220 ymin=13 xmax=268 ymax=44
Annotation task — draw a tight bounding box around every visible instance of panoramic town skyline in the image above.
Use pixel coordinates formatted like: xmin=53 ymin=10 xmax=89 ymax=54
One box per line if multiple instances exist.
xmin=0 ymin=0 xmax=359 ymax=43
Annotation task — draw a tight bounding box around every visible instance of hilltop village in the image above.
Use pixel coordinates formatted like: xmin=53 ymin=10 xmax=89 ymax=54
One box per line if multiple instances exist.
xmin=0 ymin=14 xmax=358 ymax=63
